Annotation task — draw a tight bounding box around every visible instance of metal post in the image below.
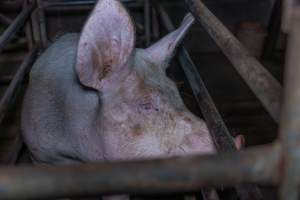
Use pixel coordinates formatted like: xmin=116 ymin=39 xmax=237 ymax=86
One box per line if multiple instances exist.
xmin=185 ymin=0 xmax=282 ymax=123
xmin=36 ymin=0 xmax=48 ymax=49
xmin=144 ymin=0 xmax=151 ymax=46
xmin=43 ymin=0 xmax=143 ymax=13
xmin=0 ymin=145 xmax=278 ymax=200
xmin=0 ymin=4 xmax=33 ymax=51
xmin=263 ymin=0 xmax=282 ymax=58
xmin=279 ymin=5 xmax=300 ymax=200
xmin=24 ymin=0 xmax=34 ymax=51
xmin=0 ymin=49 xmax=37 ymax=125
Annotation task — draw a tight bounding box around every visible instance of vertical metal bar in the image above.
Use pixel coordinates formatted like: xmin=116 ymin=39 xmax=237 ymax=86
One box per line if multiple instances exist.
xmin=36 ymin=0 xmax=48 ymax=48
xmin=263 ymin=0 xmax=282 ymax=58
xmin=155 ymin=4 xmax=263 ymax=200
xmin=279 ymin=7 xmax=300 ymax=200
xmin=24 ymin=0 xmax=34 ymax=51
xmin=0 ymin=49 xmax=37 ymax=125
xmin=152 ymin=6 xmax=160 ymax=41
xmin=30 ymin=1 xmax=42 ymax=49
xmin=185 ymin=0 xmax=282 ymax=123
xmin=0 ymin=4 xmax=33 ymax=51
xmin=144 ymin=0 xmax=151 ymax=46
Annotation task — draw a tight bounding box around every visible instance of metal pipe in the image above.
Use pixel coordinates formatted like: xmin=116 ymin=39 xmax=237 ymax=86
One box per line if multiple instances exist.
xmin=43 ymin=0 xmax=140 ymax=7
xmin=0 ymin=49 xmax=37 ymax=125
xmin=185 ymin=0 xmax=282 ymax=123
xmin=279 ymin=7 xmax=300 ymax=200
xmin=0 ymin=145 xmax=278 ymax=200
xmin=43 ymin=0 xmax=143 ymax=13
xmin=263 ymin=0 xmax=282 ymax=58
xmin=36 ymin=0 xmax=48 ymax=49
xmin=0 ymin=4 xmax=33 ymax=52
xmin=144 ymin=0 xmax=151 ymax=46
xmin=156 ymin=5 xmax=263 ymax=200
xmin=24 ymin=0 xmax=34 ymax=51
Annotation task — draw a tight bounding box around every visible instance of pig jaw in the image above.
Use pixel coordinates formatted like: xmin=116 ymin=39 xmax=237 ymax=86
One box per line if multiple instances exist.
xmin=99 ymin=49 xmax=215 ymax=161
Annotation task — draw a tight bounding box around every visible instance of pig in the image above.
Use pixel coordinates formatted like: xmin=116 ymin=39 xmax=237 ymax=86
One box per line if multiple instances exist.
xmin=21 ymin=0 xmax=243 ymax=199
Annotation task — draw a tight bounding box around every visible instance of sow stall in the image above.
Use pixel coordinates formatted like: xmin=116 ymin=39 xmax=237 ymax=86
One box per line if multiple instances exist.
xmin=0 ymin=0 xmax=294 ymax=199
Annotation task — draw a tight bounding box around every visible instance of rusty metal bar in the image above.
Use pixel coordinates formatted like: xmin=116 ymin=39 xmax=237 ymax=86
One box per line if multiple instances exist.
xmin=43 ymin=0 xmax=140 ymax=7
xmin=263 ymin=0 xmax=282 ymax=58
xmin=0 ymin=4 xmax=33 ymax=52
xmin=279 ymin=5 xmax=300 ymax=200
xmin=0 ymin=49 xmax=37 ymax=125
xmin=155 ymin=4 xmax=263 ymax=200
xmin=185 ymin=0 xmax=282 ymax=123
xmin=43 ymin=0 xmax=143 ymax=13
xmin=0 ymin=145 xmax=278 ymax=200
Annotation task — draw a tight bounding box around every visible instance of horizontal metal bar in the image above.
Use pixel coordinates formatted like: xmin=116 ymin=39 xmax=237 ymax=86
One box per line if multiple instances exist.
xmin=0 ymin=145 xmax=278 ymax=200
xmin=43 ymin=0 xmax=141 ymax=7
xmin=185 ymin=0 xmax=282 ymax=123
xmin=279 ymin=7 xmax=300 ymax=200
xmin=0 ymin=4 xmax=33 ymax=52
xmin=0 ymin=49 xmax=37 ymax=125
xmin=43 ymin=0 xmax=143 ymax=13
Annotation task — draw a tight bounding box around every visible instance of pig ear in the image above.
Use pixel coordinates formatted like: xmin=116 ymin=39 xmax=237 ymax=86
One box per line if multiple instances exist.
xmin=146 ymin=14 xmax=194 ymax=70
xmin=76 ymin=0 xmax=135 ymax=90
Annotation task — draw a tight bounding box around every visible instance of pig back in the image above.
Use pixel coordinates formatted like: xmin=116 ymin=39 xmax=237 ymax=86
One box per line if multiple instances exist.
xmin=22 ymin=33 xmax=104 ymax=164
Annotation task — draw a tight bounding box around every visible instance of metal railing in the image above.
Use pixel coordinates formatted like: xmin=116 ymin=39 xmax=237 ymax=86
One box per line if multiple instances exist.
xmin=0 ymin=0 xmax=298 ymax=200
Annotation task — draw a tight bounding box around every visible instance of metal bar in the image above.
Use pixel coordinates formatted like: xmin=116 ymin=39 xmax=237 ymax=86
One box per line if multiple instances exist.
xmin=43 ymin=0 xmax=143 ymax=13
xmin=144 ymin=0 xmax=151 ymax=46
xmin=263 ymin=0 xmax=282 ymax=58
xmin=24 ymin=0 xmax=34 ymax=51
xmin=0 ymin=49 xmax=37 ymax=125
xmin=279 ymin=6 xmax=300 ymax=200
xmin=152 ymin=6 xmax=160 ymax=41
xmin=185 ymin=0 xmax=282 ymax=123
xmin=156 ymin=5 xmax=263 ymax=200
xmin=36 ymin=0 xmax=48 ymax=49
xmin=43 ymin=0 xmax=140 ymax=7
xmin=0 ymin=4 xmax=33 ymax=52
xmin=0 ymin=145 xmax=278 ymax=200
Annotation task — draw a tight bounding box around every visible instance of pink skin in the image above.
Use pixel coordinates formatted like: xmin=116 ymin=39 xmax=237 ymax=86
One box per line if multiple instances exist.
xmin=22 ymin=0 xmax=244 ymax=199
xmin=75 ymin=0 xmax=216 ymax=160
xmin=75 ymin=0 xmax=244 ymax=160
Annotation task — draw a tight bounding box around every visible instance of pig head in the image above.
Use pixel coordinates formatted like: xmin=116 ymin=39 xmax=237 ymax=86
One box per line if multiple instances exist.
xmin=22 ymin=0 xmax=215 ymax=165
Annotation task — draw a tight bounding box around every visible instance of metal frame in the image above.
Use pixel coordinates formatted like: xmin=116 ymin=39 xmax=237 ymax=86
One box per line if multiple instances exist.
xmin=0 ymin=0 xmax=298 ymax=199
